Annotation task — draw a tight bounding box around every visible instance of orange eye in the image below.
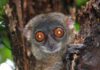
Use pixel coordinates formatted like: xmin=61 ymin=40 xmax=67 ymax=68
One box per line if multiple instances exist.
xmin=35 ymin=31 xmax=45 ymax=42
xmin=54 ymin=27 xmax=64 ymax=38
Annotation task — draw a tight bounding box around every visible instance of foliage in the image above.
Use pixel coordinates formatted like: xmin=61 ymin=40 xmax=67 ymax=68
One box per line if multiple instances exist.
xmin=0 ymin=0 xmax=13 ymax=64
xmin=0 ymin=0 xmax=8 ymax=19
xmin=76 ymin=0 xmax=88 ymax=8
xmin=74 ymin=22 xmax=80 ymax=32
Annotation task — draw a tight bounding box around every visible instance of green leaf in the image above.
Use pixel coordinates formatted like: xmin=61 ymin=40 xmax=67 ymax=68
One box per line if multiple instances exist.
xmin=0 ymin=31 xmax=12 ymax=63
xmin=76 ymin=0 xmax=88 ymax=8
xmin=74 ymin=22 xmax=80 ymax=32
xmin=0 ymin=0 xmax=8 ymax=8
xmin=0 ymin=46 xmax=12 ymax=63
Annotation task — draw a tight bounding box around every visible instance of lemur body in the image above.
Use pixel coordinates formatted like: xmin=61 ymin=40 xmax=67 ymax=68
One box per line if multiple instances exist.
xmin=23 ymin=13 xmax=75 ymax=70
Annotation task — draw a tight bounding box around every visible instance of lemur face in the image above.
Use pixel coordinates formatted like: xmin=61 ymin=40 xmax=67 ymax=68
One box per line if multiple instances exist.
xmin=23 ymin=13 xmax=74 ymax=54
xmin=32 ymin=19 xmax=67 ymax=53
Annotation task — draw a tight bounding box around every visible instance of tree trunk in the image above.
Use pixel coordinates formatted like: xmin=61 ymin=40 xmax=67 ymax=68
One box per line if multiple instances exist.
xmin=77 ymin=0 xmax=100 ymax=70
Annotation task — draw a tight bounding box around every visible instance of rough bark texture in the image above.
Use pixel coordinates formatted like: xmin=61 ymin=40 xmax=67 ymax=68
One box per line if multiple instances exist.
xmin=4 ymin=0 xmax=100 ymax=70
xmin=77 ymin=0 xmax=100 ymax=70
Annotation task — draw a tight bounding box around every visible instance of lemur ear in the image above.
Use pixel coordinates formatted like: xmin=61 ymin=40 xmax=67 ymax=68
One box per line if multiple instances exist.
xmin=23 ymin=22 xmax=32 ymax=41
xmin=66 ymin=16 xmax=75 ymax=29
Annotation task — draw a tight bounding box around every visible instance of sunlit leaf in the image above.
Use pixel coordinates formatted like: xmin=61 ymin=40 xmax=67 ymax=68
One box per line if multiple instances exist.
xmin=0 ymin=31 xmax=12 ymax=63
xmin=76 ymin=0 xmax=88 ymax=8
xmin=0 ymin=46 xmax=12 ymax=63
xmin=74 ymin=22 xmax=80 ymax=32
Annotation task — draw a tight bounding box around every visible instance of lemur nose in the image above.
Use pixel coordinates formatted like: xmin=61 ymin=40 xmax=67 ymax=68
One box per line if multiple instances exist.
xmin=49 ymin=44 xmax=56 ymax=51
xmin=50 ymin=44 xmax=55 ymax=48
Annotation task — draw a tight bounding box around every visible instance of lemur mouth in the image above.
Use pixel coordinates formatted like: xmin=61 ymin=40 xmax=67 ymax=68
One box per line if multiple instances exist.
xmin=49 ymin=45 xmax=57 ymax=51
xmin=41 ymin=42 xmax=62 ymax=53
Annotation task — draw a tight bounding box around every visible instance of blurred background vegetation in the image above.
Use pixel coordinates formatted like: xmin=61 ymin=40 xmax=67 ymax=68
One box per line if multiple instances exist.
xmin=0 ymin=0 xmax=13 ymax=63
xmin=0 ymin=0 xmax=88 ymax=64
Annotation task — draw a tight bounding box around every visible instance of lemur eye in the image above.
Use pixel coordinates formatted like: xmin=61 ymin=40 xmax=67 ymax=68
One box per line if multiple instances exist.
xmin=35 ymin=31 xmax=45 ymax=42
xmin=54 ymin=27 xmax=64 ymax=38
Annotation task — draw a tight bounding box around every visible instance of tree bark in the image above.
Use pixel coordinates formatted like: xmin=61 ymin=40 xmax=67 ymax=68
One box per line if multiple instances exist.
xmin=77 ymin=0 xmax=100 ymax=70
